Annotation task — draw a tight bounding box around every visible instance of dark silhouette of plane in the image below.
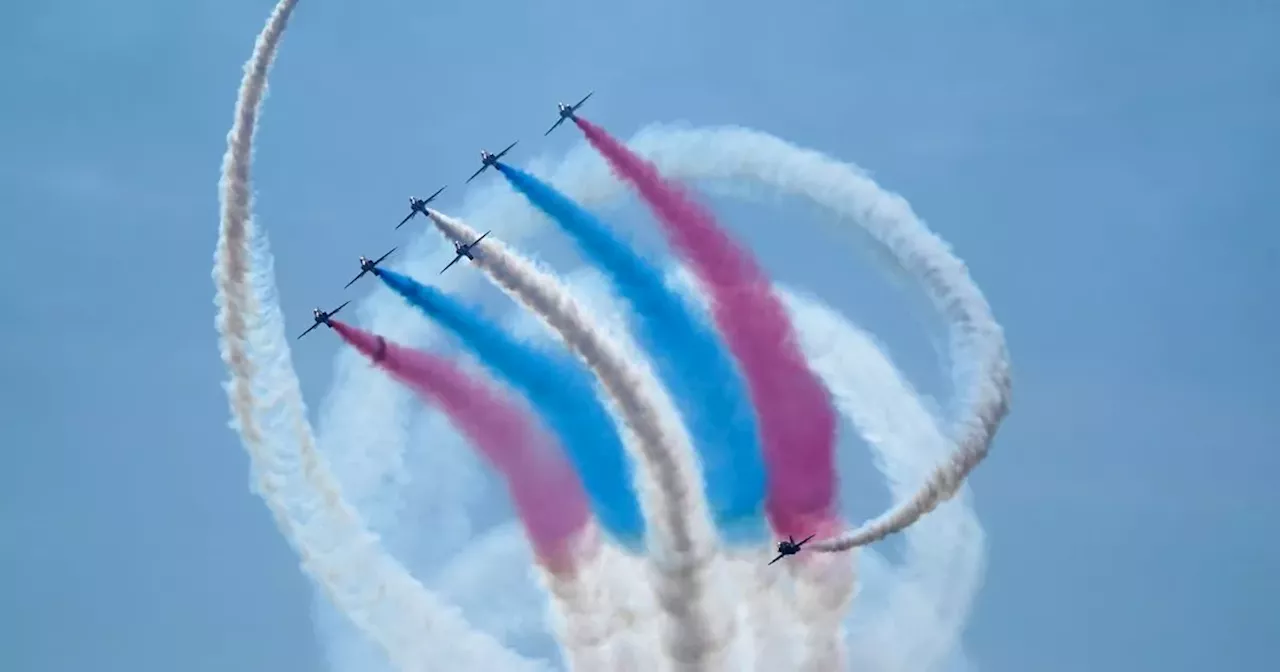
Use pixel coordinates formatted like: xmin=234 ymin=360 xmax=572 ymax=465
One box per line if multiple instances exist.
xmin=544 ymin=91 xmax=594 ymax=136
xmin=465 ymin=142 xmax=519 ymax=183
xmin=296 ymin=301 xmax=351 ymax=340
xmin=768 ymin=534 xmax=816 ymax=565
xmin=344 ymin=247 xmax=397 ymax=289
xmin=397 ymin=186 xmax=447 ymax=229
xmin=440 ymin=231 xmax=491 ymax=274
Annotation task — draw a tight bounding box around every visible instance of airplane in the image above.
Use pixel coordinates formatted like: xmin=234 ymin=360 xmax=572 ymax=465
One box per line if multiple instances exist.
xmin=465 ymin=142 xmax=519 ymax=184
xmin=296 ymin=300 xmax=351 ymax=340
xmin=344 ymin=247 xmax=397 ymax=289
xmin=396 ymin=186 xmax=447 ymax=229
xmin=767 ymin=534 xmax=816 ymax=566
xmin=544 ymin=91 xmax=594 ymax=136
xmin=439 ymin=230 xmax=491 ymax=274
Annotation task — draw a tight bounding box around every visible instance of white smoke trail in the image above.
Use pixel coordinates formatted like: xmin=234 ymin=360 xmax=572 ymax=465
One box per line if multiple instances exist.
xmin=212 ymin=2 xmax=545 ymax=670
xmin=726 ymin=549 xmax=801 ymax=669
xmin=533 ymin=530 xmax=615 ymax=671
xmin=784 ymin=288 xmax=984 ymax=672
xmin=559 ymin=124 xmax=1012 ymax=551
xmin=426 ymin=210 xmax=738 ymax=670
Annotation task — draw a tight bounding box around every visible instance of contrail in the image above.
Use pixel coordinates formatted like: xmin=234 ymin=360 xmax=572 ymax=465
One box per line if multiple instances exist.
xmin=571 ymin=123 xmax=1012 ymax=552
xmin=375 ymin=268 xmax=644 ymax=546
xmin=495 ymin=162 xmax=765 ymax=539
xmin=425 ymin=209 xmax=738 ymax=670
xmin=575 ymin=117 xmax=840 ymax=541
xmin=211 ymin=1 xmax=542 ymax=669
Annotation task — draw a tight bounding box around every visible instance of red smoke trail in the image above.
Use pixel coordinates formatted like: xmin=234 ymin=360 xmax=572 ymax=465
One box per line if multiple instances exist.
xmin=575 ymin=117 xmax=839 ymax=538
xmin=331 ymin=320 xmax=592 ymax=573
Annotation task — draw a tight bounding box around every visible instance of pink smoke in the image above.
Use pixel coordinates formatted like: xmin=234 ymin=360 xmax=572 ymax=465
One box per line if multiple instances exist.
xmin=575 ymin=117 xmax=839 ymax=538
xmin=332 ymin=320 xmax=593 ymax=574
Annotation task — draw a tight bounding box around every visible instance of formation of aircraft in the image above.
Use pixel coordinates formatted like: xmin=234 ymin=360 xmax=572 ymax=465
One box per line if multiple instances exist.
xmin=296 ymin=300 xmax=351 ymax=339
xmin=768 ymin=534 xmax=816 ymax=565
xmin=544 ymin=91 xmax=593 ymax=136
xmin=344 ymin=247 xmax=397 ymax=289
xmin=289 ymin=94 xmax=832 ymax=566
xmin=300 ymin=93 xmax=597 ymax=331
xmin=465 ymin=141 xmax=520 ymax=184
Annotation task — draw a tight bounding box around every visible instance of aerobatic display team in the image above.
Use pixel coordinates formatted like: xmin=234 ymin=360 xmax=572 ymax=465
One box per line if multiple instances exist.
xmin=213 ymin=1 xmax=1012 ymax=670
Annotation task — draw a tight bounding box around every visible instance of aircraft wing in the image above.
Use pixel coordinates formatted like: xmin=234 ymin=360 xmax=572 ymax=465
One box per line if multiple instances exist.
xmin=464 ymin=164 xmax=487 ymax=184
xmin=767 ymin=552 xmax=786 ymax=566
xmin=439 ymin=253 xmax=463 ymax=274
xmin=297 ymin=321 xmax=321 ymax=340
xmin=329 ymin=300 xmax=351 ymax=317
xmin=396 ymin=211 xmax=415 ymax=229
xmin=343 ymin=269 xmax=367 ymax=289
xmin=572 ymin=91 xmax=593 ymax=110
xmin=495 ymin=141 xmax=518 ymax=159
xmin=425 ymin=185 xmax=446 ymax=203
xmin=544 ymin=117 xmax=565 ymax=136
xmin=469 ymin=230 xmax=491 ymax=247
xmin=373 ymin=247 xmax=398 ymax=265
xmin=796 ymin=534 xmax=816 ymax=548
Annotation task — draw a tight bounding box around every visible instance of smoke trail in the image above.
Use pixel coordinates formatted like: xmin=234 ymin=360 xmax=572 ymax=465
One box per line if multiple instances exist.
xmin=570 ymin=123 xmax=1012 ymax=552
xmin=575 ymin=117 xmax=839 ymax=540
xmin=375 ymin=268 xmax=645 ymax=546
xmin=212 ymin=2 xmax=543 ymax=669
xmin=495 ymin=162 xmax=765 ymax=538
xmin=332 ymin=319 xmax=624 ymax=670
xmin=425 ymin=209 xmax=737 ymax=670
xmin=783 ymin=288 xmax=983 ymax=672
xmin=328 ymin=320 xmax=589 ymax=570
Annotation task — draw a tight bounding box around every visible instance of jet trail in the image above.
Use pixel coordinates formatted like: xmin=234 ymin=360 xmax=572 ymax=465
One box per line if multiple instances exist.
xmin=329 ymin=320 xmax=591 ymax=570
xmin=495 ymin=162 xmax=765 ymax=538
xmin=586 ymin=123 xmax=1012 ymax=552
xmin=375 ymin=269 xmax=645 ymax=547
xmin=211 ymin=1 xmax=542 ymax=669
xmin=330 ymin=320 xmax=616 ymax=670
xmin=784 ymin=288 xmax=984 ymax=672
xmin=425 ymin=209 xmax=738 ymax=671
xmin=575 ymin=117 xmax=840 ymax=541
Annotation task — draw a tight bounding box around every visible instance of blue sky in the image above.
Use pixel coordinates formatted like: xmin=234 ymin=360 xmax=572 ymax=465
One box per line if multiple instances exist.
xmin=2 ymin=1 xmax=1278 ymax=671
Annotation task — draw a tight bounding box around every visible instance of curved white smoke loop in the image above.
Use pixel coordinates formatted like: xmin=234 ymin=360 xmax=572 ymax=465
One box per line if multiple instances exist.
xmin=213 ymin=1 xmax=545 ymax=669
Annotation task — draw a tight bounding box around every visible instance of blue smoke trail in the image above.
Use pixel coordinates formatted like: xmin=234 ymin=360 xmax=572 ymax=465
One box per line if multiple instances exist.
xmin=377 ymin=269 xmax=644 ymax=546
xmin=497 ymin=163 xmax=766 ymax=539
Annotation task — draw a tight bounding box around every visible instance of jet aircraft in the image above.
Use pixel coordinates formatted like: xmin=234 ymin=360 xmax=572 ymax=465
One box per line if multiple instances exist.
xmin=296 ymin=300 xmax=351 ymax=340
xmin=397 ymin=186 xmax=447 ymax=229
xmin=767 ymin=534 xmax=816 ymax=565
xmin=465 ymin=142 xmax=519 ymax=184
xmin=440 ymin=230 xmax=491 ymax=274
xmin=344 ymin=247 xmax=397 ymax=289
xmin=544 ymin=91 xmax=594 ymax=136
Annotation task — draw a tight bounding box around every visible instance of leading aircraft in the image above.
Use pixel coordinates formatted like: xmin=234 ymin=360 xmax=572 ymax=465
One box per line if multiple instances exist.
xmin=397 ymin=186 xmax=447 ymax=229
xmin=767 ymin=534 xmax=816 ymax=566
xmin=344 ymin=247 xmax=397 ymax=289
xmin=440 ymin=230 xmax=491 ymax=274
xmin=465 ymin=142 xmax=519 ymax=184
xmin=296 ymin=300 xmax=351 ymax=340
xmin=544 ymin=91 xmax=594 ymax=136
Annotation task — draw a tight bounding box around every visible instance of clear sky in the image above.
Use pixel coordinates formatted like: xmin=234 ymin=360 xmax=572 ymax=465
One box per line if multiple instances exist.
xmin=2 ymin=1 xmax=1277 ymax=671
